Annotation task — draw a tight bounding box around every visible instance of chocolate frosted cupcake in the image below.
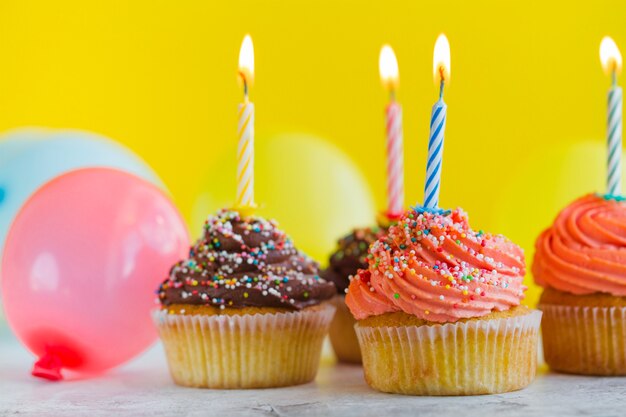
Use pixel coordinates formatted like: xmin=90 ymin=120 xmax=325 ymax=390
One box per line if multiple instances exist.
xmin=154 ymin=209 xmax=336 ymax=388
xmin=321 ymin=225 xmax=387 ymax=363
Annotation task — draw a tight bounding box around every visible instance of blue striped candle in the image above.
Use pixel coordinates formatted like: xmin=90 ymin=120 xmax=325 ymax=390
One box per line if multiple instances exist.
xmin=607 ymin=80 xmax=622 ymax=195
xmin=600 ymin=36 xmax=623 ymax=196
xmin=424 ymin=34 xmax=450 ymax=209
xmin=424 ymin=87 xmax=447 ymax=208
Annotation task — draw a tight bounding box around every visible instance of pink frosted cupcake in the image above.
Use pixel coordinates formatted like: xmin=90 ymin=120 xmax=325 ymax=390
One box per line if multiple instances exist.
xmin=533 ymin=193 xmax=626 ymax=375
xmin=346 ymin=207 xmax=542 ymax=395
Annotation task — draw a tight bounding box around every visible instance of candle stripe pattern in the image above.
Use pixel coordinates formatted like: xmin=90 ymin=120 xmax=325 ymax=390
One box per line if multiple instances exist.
xmin=607 ymin=86 xmax=623 ymax=196
xmin=237 ymin=101 xmax=255 ymax=207
xmin=386 ymin=102 xmax=404 ymax=217
xmin=424 ymin=99 xmax=447 ymax=208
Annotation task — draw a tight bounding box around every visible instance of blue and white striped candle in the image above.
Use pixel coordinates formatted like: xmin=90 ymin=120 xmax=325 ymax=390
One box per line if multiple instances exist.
xmin=607 ymin=81 xmax=622 ymax=195
xmin=424 ymin=34 xmax=451 ymax=209
xmin=424 ymin=89 xmax=447 ymax=208
xmin=601 ymin=36 xmax=623 ymax=196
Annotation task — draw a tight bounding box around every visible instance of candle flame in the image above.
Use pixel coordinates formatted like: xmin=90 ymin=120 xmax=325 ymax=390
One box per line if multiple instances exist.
xmin=239 ymin=34 xmax=255 ymax=85
xmin=600 ymin=36 xmax=622 ymax=75
xmin=379 ymin=45 xmax=399 ymax=90
xmin=433 ymin=34 xmax=451 ymax=84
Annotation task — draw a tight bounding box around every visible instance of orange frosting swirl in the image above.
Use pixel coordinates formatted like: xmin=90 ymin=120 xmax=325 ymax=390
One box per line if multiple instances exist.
xmin=346 ymin=207 xmax=526 ymax=323
xmin=533 ymin=194 xmax=626 ymax=296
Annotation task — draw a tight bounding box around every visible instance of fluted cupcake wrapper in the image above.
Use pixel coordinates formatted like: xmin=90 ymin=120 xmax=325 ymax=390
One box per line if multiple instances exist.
xmin=355 ymin=310 xmax=542 ymax=396
xmin=328 ymin=295 xmax=362 ymax=364
xmin=153 ymin=304 xmax=335 ymax=389
xmin=540 ymin=304 xmax=626 ymax=375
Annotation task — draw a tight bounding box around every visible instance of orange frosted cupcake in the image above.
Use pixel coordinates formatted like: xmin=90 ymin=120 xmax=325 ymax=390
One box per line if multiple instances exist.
xmin=346 ymin=207 xmax=541 ymax=395
xmin=533 ymin=193 xmax=626 ymax=375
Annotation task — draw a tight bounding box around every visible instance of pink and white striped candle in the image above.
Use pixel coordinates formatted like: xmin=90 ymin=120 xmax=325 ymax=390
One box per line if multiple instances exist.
xmin=379 ymin=45 xmax=404 ymax=218
xmin=385 ymin=101 xmax=404 ymax=217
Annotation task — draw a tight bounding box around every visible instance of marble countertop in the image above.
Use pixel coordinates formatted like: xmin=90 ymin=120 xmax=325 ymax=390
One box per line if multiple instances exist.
xmin=1 ymin=326 xmax=625 ymax=417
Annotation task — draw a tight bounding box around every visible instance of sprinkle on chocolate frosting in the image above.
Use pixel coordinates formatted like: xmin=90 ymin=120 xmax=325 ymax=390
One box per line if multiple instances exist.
xmin=158 ymin=209 xmax=336 ymax=310
xmin=321 ymin=226 xmax=388 ymax=294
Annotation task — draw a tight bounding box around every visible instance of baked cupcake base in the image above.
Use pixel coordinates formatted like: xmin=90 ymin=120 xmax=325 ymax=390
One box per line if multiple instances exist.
xmin=154 ymin=303 xmax=335 ymax=388
xmin=328 ymin=295 xmax=361 ymax=363
xmin=355 ymin=306 xmax=541 ymax=396
xmin=539 ymin=288 xmax=626 ymax=375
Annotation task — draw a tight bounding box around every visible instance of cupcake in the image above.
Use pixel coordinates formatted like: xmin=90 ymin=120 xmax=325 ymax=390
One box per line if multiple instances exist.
xmin=154 ymin=209 xmax=336 ymax=388
xmin=533 ymin=193 xmax=626 ymax=375
xmin=345 ymin=207 xmax=542 ymax=395
xmin=321 ymin=225 xmax=388 ymax=363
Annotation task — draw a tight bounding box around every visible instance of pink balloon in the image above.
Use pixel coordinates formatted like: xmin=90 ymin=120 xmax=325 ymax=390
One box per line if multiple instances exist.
xmin=1 ymin=168 xmax=189 ymax=380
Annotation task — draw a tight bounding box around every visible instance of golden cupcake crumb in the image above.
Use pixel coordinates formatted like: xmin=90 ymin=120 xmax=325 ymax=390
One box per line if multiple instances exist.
xmin=357 ymin=305 xmax=530 ymax=328
xmin=540 ymin=287 xmax=626 ymax=307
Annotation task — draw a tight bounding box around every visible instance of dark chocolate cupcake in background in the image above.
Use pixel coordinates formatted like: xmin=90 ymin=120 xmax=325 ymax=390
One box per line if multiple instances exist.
xmin=154 ymin=209 xmax=336 ymax=388
xmin=321 ymin=224 xmax=388 ymax=363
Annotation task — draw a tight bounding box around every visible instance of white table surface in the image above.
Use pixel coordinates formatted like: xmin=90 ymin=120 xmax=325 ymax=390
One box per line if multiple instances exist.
xmin=1 ymin=324 xmax=625 ymax=417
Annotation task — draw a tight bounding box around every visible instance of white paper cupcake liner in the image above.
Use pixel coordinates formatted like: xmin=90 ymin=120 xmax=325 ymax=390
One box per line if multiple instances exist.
xmin=153 ymin=303 xmax=335 ymax=388
xmin=355 ymin=309 xmax=542 ymax=396
xmin=540 ymin=304 xmax=626 ymax=375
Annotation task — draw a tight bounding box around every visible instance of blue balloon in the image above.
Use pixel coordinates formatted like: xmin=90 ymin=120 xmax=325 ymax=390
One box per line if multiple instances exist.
xmin=0 ymin=128 xmax=162 ymax=253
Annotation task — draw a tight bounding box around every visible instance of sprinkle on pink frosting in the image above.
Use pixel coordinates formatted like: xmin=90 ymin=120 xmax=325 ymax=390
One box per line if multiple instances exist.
xmin=533 ymin=193 xmax=626 ymax=296
xmin=345 ymin=207 xmax=526 ymax=323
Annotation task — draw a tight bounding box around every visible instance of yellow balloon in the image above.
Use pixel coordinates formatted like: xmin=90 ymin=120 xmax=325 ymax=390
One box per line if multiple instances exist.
xmin=191 ymin=133 xmax=377 ymax=264
xmin=493 ymin=139 xmax=626 ymax=307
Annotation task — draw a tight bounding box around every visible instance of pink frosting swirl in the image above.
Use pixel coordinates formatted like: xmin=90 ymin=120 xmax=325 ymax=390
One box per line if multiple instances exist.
xmin=533 ymin=194 xmax=626 ymax=296
xmin=346 ymin=207 xmax=526 ymax=323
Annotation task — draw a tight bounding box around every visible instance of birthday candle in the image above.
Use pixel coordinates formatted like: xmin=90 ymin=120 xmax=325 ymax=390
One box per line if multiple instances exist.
xmin=424 ymin=34 xmax=451 ymax=209
xmin=237 ymin=35 xmax=255 ymax=208
xmin=600 ymin=36 xmax=623 ymax=196
xmin=379 ymin=45 xmax=404 ymax=218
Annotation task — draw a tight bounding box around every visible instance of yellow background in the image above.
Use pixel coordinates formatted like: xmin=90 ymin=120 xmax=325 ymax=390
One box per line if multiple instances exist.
xmin=1 ymin=0 xmax=625 ymax=307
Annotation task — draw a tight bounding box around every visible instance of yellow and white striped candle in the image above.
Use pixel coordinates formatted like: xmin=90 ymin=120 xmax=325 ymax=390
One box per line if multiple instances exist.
xmin=600 ymin=36 xmax=623 ymax=196
xmin=237 ymin=35 xmax=256 ymax=208
xmin=237 ymin=100 xmax=255 ymax=206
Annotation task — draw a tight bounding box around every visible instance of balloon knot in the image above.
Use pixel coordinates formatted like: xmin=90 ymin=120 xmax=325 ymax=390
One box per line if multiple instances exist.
xmin=32 ymin=352 xmax=63 ymax=381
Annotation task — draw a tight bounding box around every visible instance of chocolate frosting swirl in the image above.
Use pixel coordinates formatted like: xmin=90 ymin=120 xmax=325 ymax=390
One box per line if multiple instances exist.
xmin=321 ymin=226 xmax=388 ymax=293
xmin=158 ymin=210 xmax=336 ymax=310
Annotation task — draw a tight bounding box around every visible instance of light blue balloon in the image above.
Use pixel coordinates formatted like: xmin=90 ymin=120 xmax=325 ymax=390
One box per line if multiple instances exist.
xmin=0 ymin=128 xmax=162 ymax=253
